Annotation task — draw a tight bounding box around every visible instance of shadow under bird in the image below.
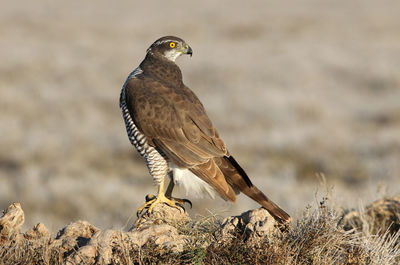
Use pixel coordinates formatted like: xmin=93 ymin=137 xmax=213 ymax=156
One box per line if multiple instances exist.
xmin=119 ymin=36 xmax=290 ymax=223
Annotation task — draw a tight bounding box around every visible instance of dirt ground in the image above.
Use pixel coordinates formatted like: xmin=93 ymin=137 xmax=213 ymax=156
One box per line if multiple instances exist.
xmin=1 ymin=0 xmax=399 ymax=230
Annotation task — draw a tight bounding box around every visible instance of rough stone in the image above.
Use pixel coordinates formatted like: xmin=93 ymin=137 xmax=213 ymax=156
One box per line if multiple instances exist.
xmin=340 ymin=196 xmax=400 ymax=236
xmin=0 ymin=202 xmax=24 ymax=244
xmin=50 ymin=220 xmax=99 ymax=261
xmin=24 ymin=223 xmax=50 ymax=240
xmin=132 ymin=202 xmax=191 ymax=230
xmin=130 ymin=203 xmax=192 ymax=252
xmin=216 ymin=207 xmax=282 ymax=244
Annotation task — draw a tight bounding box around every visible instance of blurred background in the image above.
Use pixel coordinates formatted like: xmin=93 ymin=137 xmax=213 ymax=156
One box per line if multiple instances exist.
xmin=1 ymin=0 xmax=399 ymax=231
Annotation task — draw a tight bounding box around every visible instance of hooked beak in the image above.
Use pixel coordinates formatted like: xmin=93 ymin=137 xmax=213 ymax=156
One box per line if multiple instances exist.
xmin=184 ymin=44 xmax=193 ymax=57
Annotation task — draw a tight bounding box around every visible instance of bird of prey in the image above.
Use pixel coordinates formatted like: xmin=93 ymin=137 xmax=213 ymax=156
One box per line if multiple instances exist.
xmin=120 ymin=36 xmax=290 ymax=223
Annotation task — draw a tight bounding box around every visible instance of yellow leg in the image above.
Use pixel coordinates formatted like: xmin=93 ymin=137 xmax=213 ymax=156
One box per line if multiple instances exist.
xmin=136 ymin=177 xmax=191 ymax=217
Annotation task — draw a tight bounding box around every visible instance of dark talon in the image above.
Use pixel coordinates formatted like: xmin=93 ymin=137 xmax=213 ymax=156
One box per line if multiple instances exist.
xmin=183 ymin=199 xmax=192 ymax=209
xmin=178 ymin=204 xmax=186 ymax=212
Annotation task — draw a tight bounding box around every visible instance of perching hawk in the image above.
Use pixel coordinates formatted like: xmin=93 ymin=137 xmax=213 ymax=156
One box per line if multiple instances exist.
xmin=120 ymin=36 xmax=290 ymax=223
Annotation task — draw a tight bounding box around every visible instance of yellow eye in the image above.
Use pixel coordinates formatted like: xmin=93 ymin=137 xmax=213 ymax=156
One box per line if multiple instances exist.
xmin=169 ymin=42 xmax=175 ymax=48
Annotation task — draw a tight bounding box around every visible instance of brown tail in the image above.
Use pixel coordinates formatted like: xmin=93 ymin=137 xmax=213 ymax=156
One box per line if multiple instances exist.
xmin=214 ymin=155 xmax=291 ymax=223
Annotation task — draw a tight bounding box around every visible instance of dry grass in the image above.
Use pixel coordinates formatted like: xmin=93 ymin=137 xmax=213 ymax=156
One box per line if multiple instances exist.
xmin=1 ymin=196 xmax=399 ymax=265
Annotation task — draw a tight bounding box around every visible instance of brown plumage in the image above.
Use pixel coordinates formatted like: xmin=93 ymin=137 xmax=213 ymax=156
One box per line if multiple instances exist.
xmin=122 ymin=36 xmax=290 ymax=223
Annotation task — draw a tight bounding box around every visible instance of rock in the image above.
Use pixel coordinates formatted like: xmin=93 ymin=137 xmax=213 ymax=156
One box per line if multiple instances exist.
xmin=130 ymin=223 xmax=191 ymax=252
xmin=64 ymin=229 xmax=122 ymax=265
xmin=61 ymin=203 xmax=192 ymax=265
xmin=24 ymin=223 xmax=50 ymax=240
xmin=0 ymin=202 xmax=24 ymax=245
xmin=57 ymin=203 xmax=192 ymax=264
xmin=132 ymin=202 xmax=191 ymax=230
xmin=50 ymin=220 xmax=99 ymax=262
xmin=130 ymin=203 xmax=192 ymax=252
xmin=64 ymin=243 xmax=97 ymax=265
xmin=339 ymin=210 xmax=362 ymax=232
xmin=89 ymin=230 xmax=115 ymax=264
xmin=216 ymin=207 xmax=283 ymax=244
xmin=340 ymin=196 xmax=400 ymax=236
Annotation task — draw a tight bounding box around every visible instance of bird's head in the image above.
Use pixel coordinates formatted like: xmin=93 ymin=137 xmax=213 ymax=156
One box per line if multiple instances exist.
xmin=146 ymin=36 xmax=193 ymax=62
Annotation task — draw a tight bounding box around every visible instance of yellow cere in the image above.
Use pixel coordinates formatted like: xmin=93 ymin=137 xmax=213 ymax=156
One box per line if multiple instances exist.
xmin=169 ymin=42 xmax=175 ymax=48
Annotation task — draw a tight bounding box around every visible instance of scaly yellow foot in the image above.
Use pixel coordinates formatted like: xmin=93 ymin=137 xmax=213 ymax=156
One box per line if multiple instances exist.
xmin=136 ymin=175 xmax=192 ymax=217
xmin=168 ymin=197 xmax=192 ymax=208
xmin=136 ymin=192 xmax=188 ymax=217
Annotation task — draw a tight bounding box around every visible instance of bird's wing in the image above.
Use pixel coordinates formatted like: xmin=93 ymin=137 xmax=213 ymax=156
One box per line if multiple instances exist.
xmin=124 ymin=77 xmax=236 ymax=201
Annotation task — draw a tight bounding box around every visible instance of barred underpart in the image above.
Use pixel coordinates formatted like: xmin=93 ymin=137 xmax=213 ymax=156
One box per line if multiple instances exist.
xmin=120 ymin=67 xmax=169 ymax=184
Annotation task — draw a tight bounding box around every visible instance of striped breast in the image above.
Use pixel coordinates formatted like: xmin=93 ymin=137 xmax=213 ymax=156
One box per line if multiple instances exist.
xmin=119 ymin=67 xmax=148 ymax=157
